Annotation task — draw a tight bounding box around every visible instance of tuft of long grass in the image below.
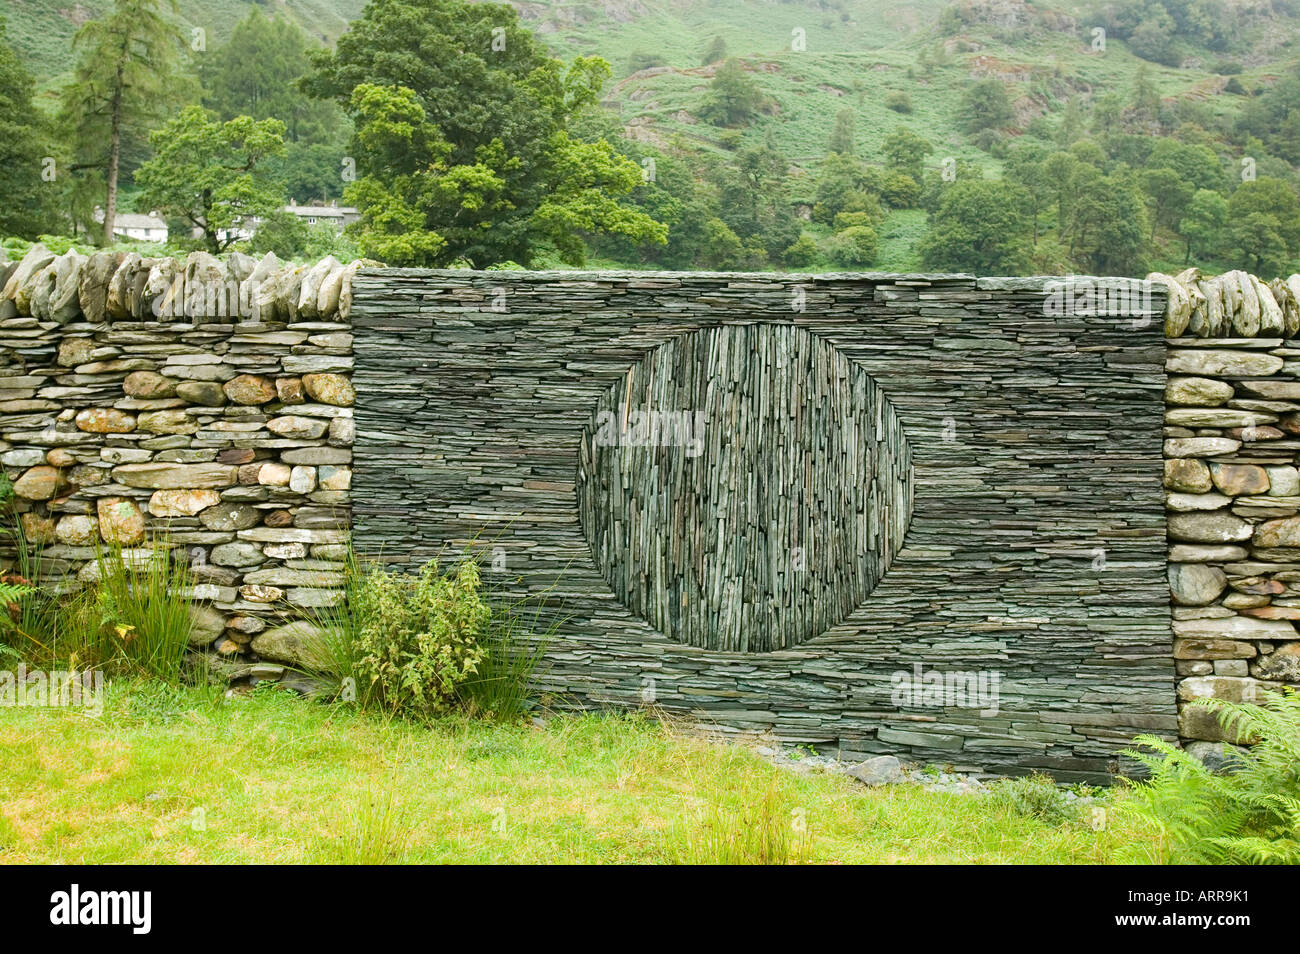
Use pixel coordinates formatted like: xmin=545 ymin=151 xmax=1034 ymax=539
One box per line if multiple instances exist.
xmin=316 ymin=757 xmax=413 ymax=864
xmin=74 ymin=542 xmax=194 ymax=681
xmin=667 ymin=777 xmax=813 ymax=864
xmin=455 ymin=583 xmax=556 ymax=721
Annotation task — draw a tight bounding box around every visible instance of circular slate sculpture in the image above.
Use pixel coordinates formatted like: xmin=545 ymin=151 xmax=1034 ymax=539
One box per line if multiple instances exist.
xmin=577 ymin=324 xmax=913 ymax=652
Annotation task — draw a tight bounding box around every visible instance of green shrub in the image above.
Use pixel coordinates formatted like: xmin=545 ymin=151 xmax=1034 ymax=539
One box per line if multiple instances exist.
xmin=309 ymin=549 xmax=551 ymax=720
xmin=782 ymin=233 xmax=820 ymax=268
xmin=985 ymin=773 xmax=1080 ymax=825
xmin=350 ymin=559 xmax=489 ymax=718
xmin=880 ymin=171 xmax=921 ymax=209
xmin=884 ymin=90 xmax=912 ymax=113
xmin=1119 ymin=689 xmax=1300 ymax=864
xmin=822 ymin=224 xmax=878 ymax=267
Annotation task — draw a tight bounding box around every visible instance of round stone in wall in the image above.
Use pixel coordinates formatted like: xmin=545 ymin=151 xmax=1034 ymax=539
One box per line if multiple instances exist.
xmin=577 ymin=324 xmax=913 ymax=653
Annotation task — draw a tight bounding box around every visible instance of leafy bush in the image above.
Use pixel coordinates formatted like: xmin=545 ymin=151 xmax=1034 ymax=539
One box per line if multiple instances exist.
xmin=455 ymin=601 xmax=553 ymax=720
xmin=312 ymin=549 xmax=551 ymax=721
xmin=822 ymin=225 xmax=878 ymax=267
xmin=1119 ymin=689 xmax=1300 ymax=864
xmin=782 ymin=233 xmax=820 ymax=268
xmin=350 ymin=559 xmax=489 ymax=718
xmin=884 ymin=90 xmax=912 ymax=113
xmin=880 ymin=171 xmax=922 ymax=209
xmin=985 ymin=773 xmax=1080 ymax=825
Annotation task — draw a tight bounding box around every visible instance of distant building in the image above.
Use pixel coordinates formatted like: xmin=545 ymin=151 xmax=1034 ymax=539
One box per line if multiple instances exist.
xmin=214 ymin=200 xmax=360 ymax=245
xmin=284 ymin=200 xmax=360 ymax=229
xmin=93 ymin=210 xmax=169 ymax=243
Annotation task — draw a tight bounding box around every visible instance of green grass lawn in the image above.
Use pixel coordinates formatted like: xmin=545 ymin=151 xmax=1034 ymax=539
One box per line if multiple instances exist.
xmin=0 ymin=680 xmax=1159 ymax=864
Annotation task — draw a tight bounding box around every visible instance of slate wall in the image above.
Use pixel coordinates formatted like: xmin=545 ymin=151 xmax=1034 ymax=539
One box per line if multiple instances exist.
xmin=351 ymin=269 xmax=1174 ymax=781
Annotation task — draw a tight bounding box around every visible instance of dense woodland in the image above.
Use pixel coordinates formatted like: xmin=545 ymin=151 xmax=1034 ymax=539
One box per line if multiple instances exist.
xmin=2 ymin=0 xmax=1300 ymax=275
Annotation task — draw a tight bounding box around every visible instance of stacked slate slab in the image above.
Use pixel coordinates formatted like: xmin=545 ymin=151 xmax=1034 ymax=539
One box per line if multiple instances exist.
xmin=351 ymin=269 xmax=1174 ymax=781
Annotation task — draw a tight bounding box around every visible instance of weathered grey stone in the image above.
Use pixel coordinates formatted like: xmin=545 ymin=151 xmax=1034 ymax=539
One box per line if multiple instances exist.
xmin=1166 ymin=376 xmax=1234 ymax=407
xmin=96 ymin=497 xmax=146 ymax=545
xmin=1252 ymin=643 xmax=1300 ymax=681
xmin=267 ymin=415 xmax=328 ymax=440
xmin=2 ymin=243 xmax=55 ymax=315
xmin=1165 ymin=408 xmax=1274 ymax=428
xmin=281 ymin=447 xmax=350 ymax=465
xmin=19 ymin=513 xmax=55 ymax=544
xmin=1265 ymin=466 xmax=1300 ymax=497
xmin=275 ymin=377 xmax=304 ymax=404
xmin=75 ymin=408 xmax=136 ymax=433
xmin=55 ymin=514 xmax=98 ymax=546
xmin=1165 ymin=492 xmax=1230 ymax=512
xmin=223 ymin=374 xmax=277 ymax=405
xmin=301 ymin=373 xmax=354 ymax=406
xmin=847 ymin=755 xmax=904 ymax=786
xmin=1168 ymin=544 xmax=1248 ymax=562
xmin=250 ymin=620 xmax=325 ymax=666
xmin=1254 ymin=517 xmax=1300 ymax=549
xmin=1168 ymin=564 xmax=1226 ymax=606
xmin=318 ymin=465 xmax=351 ymax=491
xmin=199 ymin=502 xmax=262 ymax=532
xmin=77 ymin=251 xmax=120 ymax=322
xmin=1209 ymin=463 xmax=1270 ymax=496
xmin=1184 ymin=740 xmax=1248 ymax=773
xmin=210 ymin=541 xmax=266 ymax=567
xmin=243 ymin=567 xmax=344 ymax=587
xmin=13 ymin=465 xmax=67 ymax=500
xmin=123 ymin=371 xmax=177 ymax=399
xmin=1167 ymin=511 xmax=1253 ymax=544
xmin=175 ymin=380 xmax=227 ymax=406
xmin=257 ymin=462 xmax=292 ymax=486
xmin=1178 ymin=675 xmax=1267 ymax=704
xmin=240 ymin=583 xmax=284 ymax=603
xmin=1174 ymin=615 xmax=1294 ymax=642
xmin=188 ymin=603 xmax=227 ymax=648
xmin=113 ymin=462 xmax=238 ymax=489
xmin=1167 ymin=349 xmax=1283 ymax=378
xmin=289 ymin=465 xmax=316 ymax=493
xmin=137 ymin=409 xmax=197 ymax=435
xmin=1163 ymin=438 xmax=1239 ymax=459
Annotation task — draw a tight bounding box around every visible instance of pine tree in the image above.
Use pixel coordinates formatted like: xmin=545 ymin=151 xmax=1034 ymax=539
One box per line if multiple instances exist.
xmin=60 ymin=0 xmax=188 ymax=245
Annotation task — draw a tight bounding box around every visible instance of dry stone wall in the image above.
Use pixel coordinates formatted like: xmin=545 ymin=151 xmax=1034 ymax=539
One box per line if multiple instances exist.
xmin=5 ymin=239 xmax=1298 ymax=775
xmin=1156 ymin=268 xmax=1300 ymax=753
xmin=0 ymin=244 xmax=358 ymax=676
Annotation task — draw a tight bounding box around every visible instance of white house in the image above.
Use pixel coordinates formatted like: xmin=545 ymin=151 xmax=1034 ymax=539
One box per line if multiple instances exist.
xmin=94 ymin=210 xmax=169 ymax=243
xmin=214 ymin=200 xmax=361 ymax=244
xmin=284 ymin=200 xmax=360 ymax=229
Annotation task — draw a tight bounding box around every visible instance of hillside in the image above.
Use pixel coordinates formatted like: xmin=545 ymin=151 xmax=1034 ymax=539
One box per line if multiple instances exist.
xmin=8 ymin=0 xmax=365 ymax=90
xmin=6 ymin=0 xmax=1300 ymax=273
xmin=14 ymin=0 xmax=1297 ymax=165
